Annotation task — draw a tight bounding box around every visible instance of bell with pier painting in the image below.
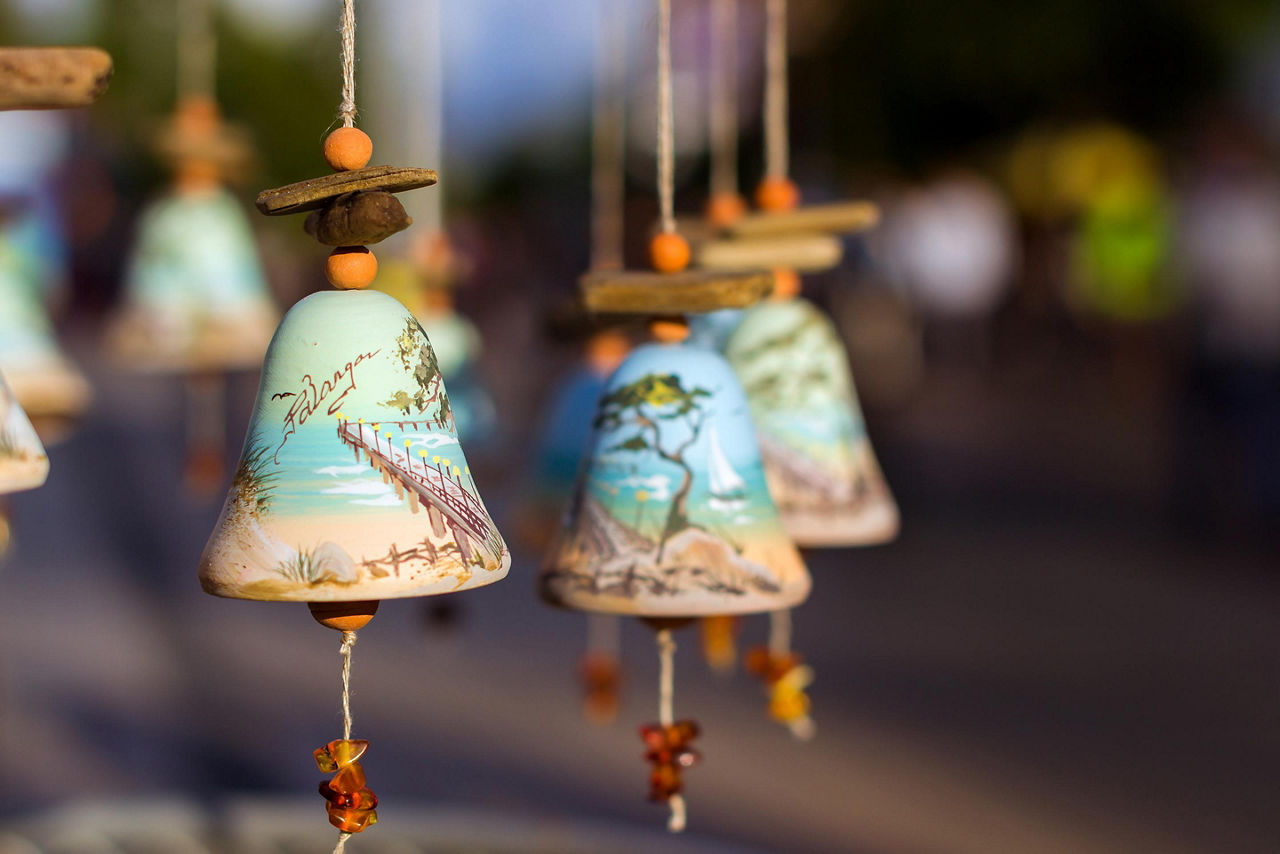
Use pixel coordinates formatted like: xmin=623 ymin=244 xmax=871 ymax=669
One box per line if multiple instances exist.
xmin=541 ymin=336 xmax=810 ymax=617
xmin=0 ymin=372 xmax=47 ymax=495
xmin=199 ymin=288 xmax=509 ymax=602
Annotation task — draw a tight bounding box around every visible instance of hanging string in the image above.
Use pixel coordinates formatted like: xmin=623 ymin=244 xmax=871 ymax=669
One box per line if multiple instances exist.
xmin=177 ymin=0 xmax=216 ymax=100
xmin=763 ymin=0 xmax=788 ymax=180
xmin=330 ymin=630 xmax=358 ymax=854
xmin=656 ymin=0 xmax=677 ymax=235
xmin=768 ymin=607 xmax=791 ymax=657
xmin=591 ymin=0 xmax=626 ymax=269
xmin=338 ymin=0 xmax=358 ymax=127
xmin=708 ymin=0 xmax=738 ymax=199
xmin=655 ymin=628 xmax=687 ymax=832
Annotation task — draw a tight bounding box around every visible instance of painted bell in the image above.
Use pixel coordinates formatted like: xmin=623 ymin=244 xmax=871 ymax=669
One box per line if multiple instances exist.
xmin=200 ymin=289 xmax=510 ymax=602
xmin=0 ymin=373 xmax=48 ymax=494
xmin=0 ymin=231 xmax=88 ymax=422
xmin=541 ymin=342 xmax=810 ymax=616
xmin=724 ymin=297 xmax=898 ymax=546
xmin=109 ymin=186 xmax=276 ymax=372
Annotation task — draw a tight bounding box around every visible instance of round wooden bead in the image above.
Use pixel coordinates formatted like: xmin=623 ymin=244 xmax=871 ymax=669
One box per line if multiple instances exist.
xmin=309 ymin=600 xmax=380 ymax=631
xmin=326 ymin=246 xmax=378 ymax=290
xmin=648 ymin=317 xmax=690 ymax=344
xmin=649 ymin=232 xmax=691 ymax=274
xmin=705 ymin=192 xmax=747 ymax=228
xmin=755 ymin=176 xmax=800 ymax=212
xmin=324 ymin=127 xmax=373 ymax=172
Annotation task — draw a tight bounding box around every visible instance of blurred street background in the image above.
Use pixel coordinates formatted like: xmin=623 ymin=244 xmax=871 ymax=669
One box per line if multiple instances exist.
xmin=0 ymin=1 xmax=1278 ymax=852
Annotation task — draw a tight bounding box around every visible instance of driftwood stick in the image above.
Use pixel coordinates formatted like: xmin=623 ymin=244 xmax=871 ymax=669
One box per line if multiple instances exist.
xmin=695 ymin=232 xmax=843 ymax=273
xmin=304 ymin=191 xmax=412 ymax=246
xmin=256 ymin=165 xmax=437 ymax=216
xmin=728 ymin=201 xmax=880 ymax=238
xmin=581 ymin=268 xmax=772 ymax=314
xmin=0 ymin=47 xmax=112 ymax=110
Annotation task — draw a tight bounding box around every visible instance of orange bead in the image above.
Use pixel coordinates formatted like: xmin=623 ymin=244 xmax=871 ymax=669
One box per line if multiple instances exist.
xmin=771 ymin=268 xmax=801 ymax=300
xmin=324 ymin=127 xmax=373 ymax=171
xmin=705 ymin=192 xmax=747 ymax=228
xmin=755 ymin=176 xmax=800 ymax=212
xmin=327 ymin=246 xmax=378 ymax=290
xmin=649 ymin=232 xmax=691 ymax=273
xmin=649 ymin=317 xmax=690 ymax=344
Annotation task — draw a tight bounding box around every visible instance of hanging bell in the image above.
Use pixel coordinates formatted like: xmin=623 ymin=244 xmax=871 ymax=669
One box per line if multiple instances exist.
xmin=108 ymin=95 xmax=276 ymax=372
xmin=0 ymin=372 xmax=48 ymax=494
xmin=200 ymin=288 xmax=509 ymax=602
xmin=0 ymin=227 xmax=88 ymax=426
xmin=724 ymin=293 xmax=898 ymax=546
xmin=542 ymin=338 xmax=810 ymax=616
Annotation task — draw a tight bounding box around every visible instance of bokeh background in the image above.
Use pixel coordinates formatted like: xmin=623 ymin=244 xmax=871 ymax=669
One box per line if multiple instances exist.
xmin=0 ymin=0 xmax=1277 ymax=852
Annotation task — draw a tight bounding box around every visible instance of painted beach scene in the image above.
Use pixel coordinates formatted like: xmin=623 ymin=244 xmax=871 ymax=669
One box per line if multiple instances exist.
xmin=725 ymin=298 xmax=899 ymax=546
xmin=0 ymin=373 xmax=48 ymax=494
xmin=200 ymin=289 xmax=509 ymax=602
xmin=541 ymin=343 xmax=809 ymax=617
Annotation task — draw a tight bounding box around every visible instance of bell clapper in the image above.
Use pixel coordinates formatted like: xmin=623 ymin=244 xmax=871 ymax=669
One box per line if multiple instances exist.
xmin=639 ymin=617 xmax=698 ymax=833
xmin=745 ymin=607 xmax=816 ymax=741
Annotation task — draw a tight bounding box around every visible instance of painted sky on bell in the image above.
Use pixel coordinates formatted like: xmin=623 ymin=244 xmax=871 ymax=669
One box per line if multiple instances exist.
xmin=581 ymin=343 xmax=782 ymax=541
xmin=239 ymin=290 xmax=478 ymax=518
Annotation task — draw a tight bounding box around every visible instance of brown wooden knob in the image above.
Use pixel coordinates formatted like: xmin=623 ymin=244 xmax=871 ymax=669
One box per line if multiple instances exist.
xmin=309 ymin=600 xmax=380 ymax=631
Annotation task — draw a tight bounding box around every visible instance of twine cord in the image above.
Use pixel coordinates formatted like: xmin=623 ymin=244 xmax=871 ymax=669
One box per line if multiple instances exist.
xmin=656 ymin=0 xmax=676 ymax=234
xmin=340 ymin=630 xmax=356 ymax=740
xmin=655 ymin=628 xmax=686 ymax=832
xmin=178 ymin=0 xmax=216 ymax=99
xmin=333 ymin=831 xmax=352 ymax=853
xmin=591 ymin=0 xmax=626 ymax=269
xmin=708 ymin=0 xmax=738 ymax=198
xmin=338 ymin=0 xmax=357 ymax=127
xmin=768 ymin=607 xmax=791 ymax=657
xmin=764 ymin=0 xmax=788 ymax=179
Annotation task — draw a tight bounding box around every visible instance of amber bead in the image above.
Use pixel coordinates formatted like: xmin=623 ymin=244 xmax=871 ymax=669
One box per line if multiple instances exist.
xmin=755 ymin=176 xmax=800 ymax=212
xmin=324 ymin=127 xmax=373 ymax=172
xmin=649 ymin=232 xmax=691 ymax=273
xmin=327 ymin=805 xmax=378 ymax=833
xmin=327 ymin=246 xmax=378 ymax=290
xmin=315 ymin=738 xmax=369 ymax=772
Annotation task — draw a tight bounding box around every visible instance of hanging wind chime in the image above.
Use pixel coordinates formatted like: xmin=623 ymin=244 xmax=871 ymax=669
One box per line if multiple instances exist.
xmin=703 ymin=0 xmax=897 ymax=739
xmin=108 ymin=0 xmax=277 ymax=496
xmin=541 ymin=0 xmax=810 ymax=831
xmin=0 ymin=45 xmax=111 ymax=547
xmin=199 ymin=2 xmax=509 ymax=847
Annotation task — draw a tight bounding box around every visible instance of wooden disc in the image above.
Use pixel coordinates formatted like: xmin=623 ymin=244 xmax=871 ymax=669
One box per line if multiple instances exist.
xmin=256 ymin=165 xmax=438 ymax=216
xmin=728 ymin=201 xmax=880 ymax=238
xmin=309 ymin=600 xmax=380 ymax=631
xmin=695 ymin=232 xmax=843 ymax=273
xmin=580 ymin=268 xmax=773 ymax=315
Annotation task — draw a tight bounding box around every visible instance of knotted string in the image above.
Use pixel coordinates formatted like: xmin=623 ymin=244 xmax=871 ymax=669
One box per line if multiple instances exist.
xmin=655 ymin=629 xmax=687 ymax=832
xmin=331 ymin=630 xmax=357 ymax=854
xmin=591 ymin=0 xmax=626 ymax=269
xmin=656 ymin=0 xmax=676 ymax=235
xmin=338 ymin=0 xmax=357 ymax=127
xmin=763 ymin=0 xmax=788 ymax=180
xmin=708 ymin=0 xmax=738 ymax=198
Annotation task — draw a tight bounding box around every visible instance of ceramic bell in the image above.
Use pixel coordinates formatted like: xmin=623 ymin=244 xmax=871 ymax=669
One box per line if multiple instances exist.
xmin=0 ymin=372 xmax=48 ymax=494
xmin=0 ymin=231 xmax=88 ymax=423
xmin=109 ymin=96 xmax=276 ymax=372
xmin=542 ymin=341 xmax=810 ymax=616
xmin=724 ymin=295 xmax=898 ymax=546
xmin=200 ymin=289 xmax=510 ymax=602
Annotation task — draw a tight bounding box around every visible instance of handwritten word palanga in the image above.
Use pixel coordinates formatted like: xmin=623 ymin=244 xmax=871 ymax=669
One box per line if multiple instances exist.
xmin=273 ymin=349 xmax=383 ymax=463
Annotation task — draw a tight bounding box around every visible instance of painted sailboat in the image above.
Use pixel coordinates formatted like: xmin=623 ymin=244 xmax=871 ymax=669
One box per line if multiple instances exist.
xmin=707 ymin=423 xmax=747 ymax=512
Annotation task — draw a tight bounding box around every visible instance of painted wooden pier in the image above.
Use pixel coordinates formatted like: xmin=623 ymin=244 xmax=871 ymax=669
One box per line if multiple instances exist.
xmin=336 ymin=416 xmax=504 ymax=565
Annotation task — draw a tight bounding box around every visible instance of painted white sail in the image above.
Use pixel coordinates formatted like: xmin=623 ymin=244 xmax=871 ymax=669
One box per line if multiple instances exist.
xmin=708 ymin=423 xmax=746 ymax=508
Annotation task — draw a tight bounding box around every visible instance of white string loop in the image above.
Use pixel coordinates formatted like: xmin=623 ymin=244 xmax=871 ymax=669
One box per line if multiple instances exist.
xmin=708 ymin=0 xmax=738 ymax=198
